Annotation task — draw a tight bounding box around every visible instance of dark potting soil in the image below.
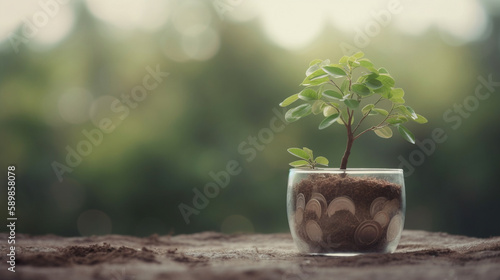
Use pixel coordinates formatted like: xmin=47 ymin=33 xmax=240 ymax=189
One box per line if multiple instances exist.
xmin=293 ymin=173 xmax=403 ymax=253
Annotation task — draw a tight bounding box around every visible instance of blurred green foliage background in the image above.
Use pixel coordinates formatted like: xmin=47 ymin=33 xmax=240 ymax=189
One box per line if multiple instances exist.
xmin=1 ymin=0 xmax=500 ymax=238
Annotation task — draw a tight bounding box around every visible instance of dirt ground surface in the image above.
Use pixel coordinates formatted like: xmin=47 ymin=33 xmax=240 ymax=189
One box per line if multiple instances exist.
xmin=1 ymin=230 xmax=499 ymax=280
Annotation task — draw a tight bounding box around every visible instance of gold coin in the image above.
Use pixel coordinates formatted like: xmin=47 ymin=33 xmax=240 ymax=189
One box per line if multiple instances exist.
xmin=386 ymin=213 xmax=403 ymax=242
xmin=296 ymin=193 xmax=305 ymax=210
xmin=295 ymin=207 xmax=304 ymax=225
xmin=370 ymin=197 xmax=388 ymax=218
xmin=354 ymin=221 xmax=382 ymax=246
xmin=305 ymin=220 xmax=323 ymax=242
xmin=327 ymin=196 xmax=355 ymax=217
xmin=305 ymin=199 xmax=322 ymax=219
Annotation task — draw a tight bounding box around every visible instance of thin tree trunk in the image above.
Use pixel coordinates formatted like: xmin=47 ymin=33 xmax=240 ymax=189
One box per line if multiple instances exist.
xmin=340 ymin=120 xmax=354 ymax=170
xmin=340 ymin=135 xmax=353 ymax=170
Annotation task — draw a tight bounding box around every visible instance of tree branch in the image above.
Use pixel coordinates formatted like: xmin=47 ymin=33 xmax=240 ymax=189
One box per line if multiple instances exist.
xmin=353 ymin=96 xmax=383 ymax=134
xmin=329 ymin=79 xmax=343 ymax=94
xmin=353 ymin=110 xmax=392 ymax=140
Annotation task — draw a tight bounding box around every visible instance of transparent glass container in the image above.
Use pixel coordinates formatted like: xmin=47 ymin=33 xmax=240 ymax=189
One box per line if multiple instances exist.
xmin=287 ymin=168 xmax=405 ymax=256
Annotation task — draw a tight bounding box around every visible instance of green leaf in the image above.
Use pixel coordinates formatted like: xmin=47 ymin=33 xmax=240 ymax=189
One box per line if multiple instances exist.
xmin=397 ymin=105 xmax=417 ymax=120
xmin=374 ymin=127 xmax=393 ymax=138
xmin=310 ymin=74 xmax=329 ymax=81
xmin=374 ymin=85 xmax=392 ymax=99
xmin=356 ymin=73 xmax=378 ymax=84
xmin=307 ymin=68 xmax=327 ymax=80
xmin=339 ymin=56 xmax=349 ymax=65
xmin=376 ymin=74 xmax=395 ymax=88
xmin=397 ymin=125 xmax=415 ymax=144
xmin=320 ymin=59 xmax=331 ymax=66
xmin=301 ymin=75 xmax=329 ymax=86
xmin=378 ymin=67 xmax=390 ymax=74
xmin=362 ymin=104 xmax=375 ymax=115
xmin=352 ymin=83 xmax=371 ymax=96
xmin=323 ymin=106 xmax=337 ymax=117
xmin=386 ymin=115 xmax=408 ymax=125
xmin=322 ymin=90 xmax=343 ymax=99
xmin=303 ymin=147 xmax=314 ymax=159
xmin=319 ymin=113 xmax=340 ymax=130
xmin=289 ymin=160 xmax=309 ymax=168
xmin=302 ymin=68 xmax=328 ymax=86
xmin=390 ymin=88 xmax=405 ymax=103
xmin=344 ymin=99 xmax=360 ymax=109
xmin=311 ymin=100 xmax=324 ymax=115
xmin=298 ymin=89 xmax=318 ymax=101
xmin=279 ymin=94 xmax=299 ymax=107
xmin=340 ymin=79 xmax=349 ymax=94
xmin=358 ymin=59 xmax=373 ymax=67
xmin=307 ymin=59 xmax=329 ymax=74
xmin=315 ymin=156 xmax=329 ymax=166
xmin=285 ymin=104 xmax=312 ymax=122
xmin=358 ymin=59 xmax=378 ymax=73
xmin=371 ymin=108 xmax=389 ymax=116
xmin=365 ymin=78 xmax=383 ymax=89
xmin=322 ymin=66 xmax=347 ymax=77
xmin=306 ymin=63 xmax=320 ymax=76
xmin=353 ymin=51 xmax=364 ymax=59
xmin=309 ymin=59 xmax=323 ymax=67
xmin=405 ymin=106 xmax=418 ymax=119
xmin=413 ymin=114 xmax=428 ymax=124
xmin=348 ymin=58 xmax=360 ymax=68
xmin=391 ymin=97 xmax=405 ymax=104
xmin=391 ymin=88 xmax=404 ymax=98
xmin=287 ymin=148 xmax=310 ymax=160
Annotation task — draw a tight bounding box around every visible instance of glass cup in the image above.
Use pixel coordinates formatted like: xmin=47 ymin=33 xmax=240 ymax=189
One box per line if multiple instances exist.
xmin=287 ymin=168 xmax=406 ymax=256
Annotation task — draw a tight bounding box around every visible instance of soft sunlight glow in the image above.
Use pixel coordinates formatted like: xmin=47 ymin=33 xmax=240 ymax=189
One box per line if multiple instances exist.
xmin=393 ymin=0 xmax=487 ymax=43
xmin=162 ymin=26 xmax=220 ymax=62
xmin=436 ymin=0 xmax=487 ymax=43
xmin=0 ymin=1 xmax=37 ymax=43
xmin=172 ymin=0 xmax=212 ymax=36
xmin=326 ymin=0 xmax=389 ymax=34
xmin=224 ymin=1 xmax=260 ymax=23
xmin=181 ymin=27 xmax=220 ymax=61
xmin=0 ymin=0 xmax=74 ymax=50
xmin=0 ymin=0 xmax=492 ymax=53
xmin=31 ymin=4 xmax=75 ymax=47
xmin=85 ymin=0 xmax=170 ymax=31
xmin=254 ymin=0 xmax=488 ymax=50
xmin=256 ymin=1 xmax=326 ymax=50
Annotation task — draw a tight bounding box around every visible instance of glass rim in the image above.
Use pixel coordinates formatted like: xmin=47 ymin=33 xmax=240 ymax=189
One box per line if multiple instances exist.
xmin=289 ymin=168 xmax=404 ymax=174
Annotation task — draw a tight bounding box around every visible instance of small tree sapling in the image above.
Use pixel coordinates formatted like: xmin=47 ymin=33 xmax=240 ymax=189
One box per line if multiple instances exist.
xmin=280 ymin=52 xmax=427 ymax=169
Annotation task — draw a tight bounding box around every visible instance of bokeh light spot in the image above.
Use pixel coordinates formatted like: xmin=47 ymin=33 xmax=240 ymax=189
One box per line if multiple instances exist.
xmin=181 ymin=27 xmax=220 ymax=61
xmin=85 ymin=0 xmax=171 ymax=31
xmin=257 ymin=1 xmax=326 ymax=50
xmin=172 ymin=0 xmax=212 ymax=36
xmin=30 ymin=4 xmax=75 ymax=48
